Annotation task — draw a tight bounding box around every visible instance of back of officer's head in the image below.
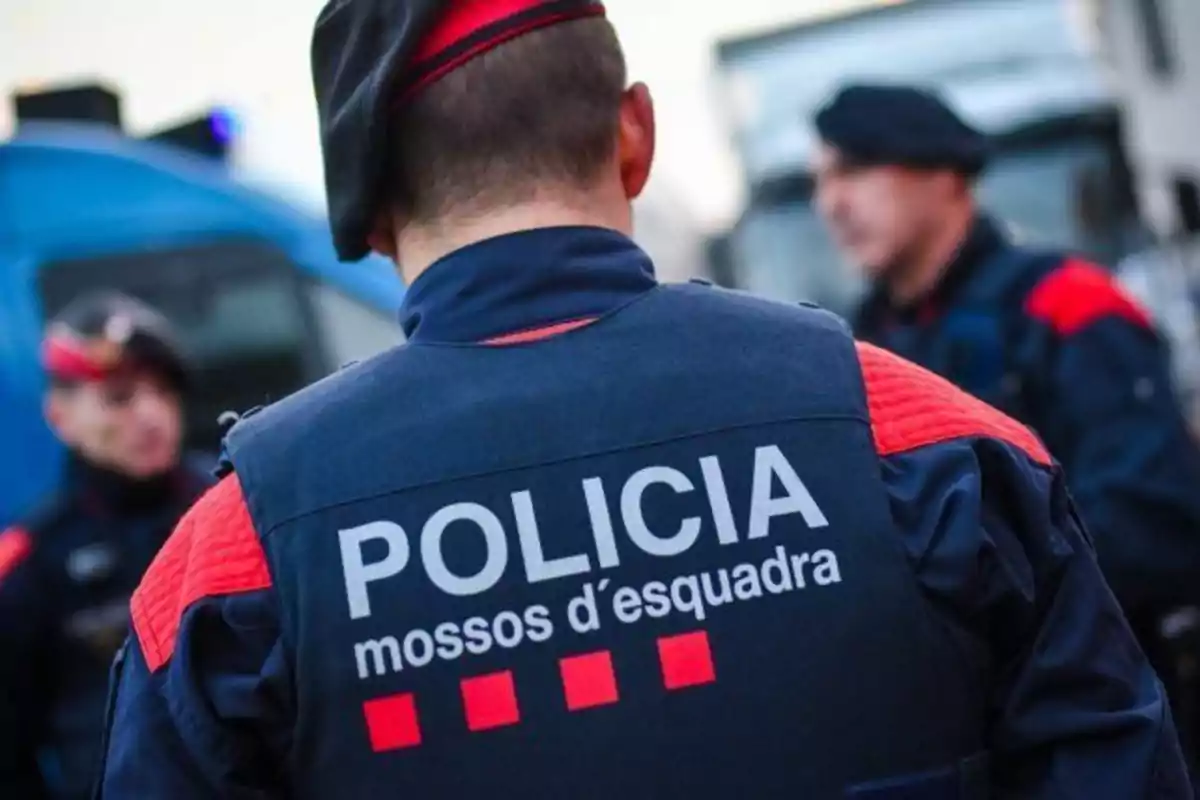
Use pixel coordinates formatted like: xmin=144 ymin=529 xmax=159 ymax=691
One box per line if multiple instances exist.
xmin=42 ymin=292 xmax=187 ymax=480
xmin=812 ymin=84 xmax=985 ymax=283
xmin=385 ymin=17 xmax=638 ymax=223
xmin=312 ymin=2 xmax=655 ymax=277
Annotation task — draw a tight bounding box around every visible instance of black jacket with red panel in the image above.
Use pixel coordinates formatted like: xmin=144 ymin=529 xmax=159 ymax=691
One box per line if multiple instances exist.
xmin=0 ymin=456 xmax=211 ymax=799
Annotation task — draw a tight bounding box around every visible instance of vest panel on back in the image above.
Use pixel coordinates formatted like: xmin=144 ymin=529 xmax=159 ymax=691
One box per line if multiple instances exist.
xmin=228 ymin=285 xmax=986 ymax=797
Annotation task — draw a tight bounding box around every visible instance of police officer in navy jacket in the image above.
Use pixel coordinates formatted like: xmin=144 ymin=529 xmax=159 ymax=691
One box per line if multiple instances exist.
xmin=816 ymin=84 xmax=1200 ymax=614
xmin=0 ymin=293 xmax=211 ymax=799
xmin=96 ymin=3 xmax=1192 ymax=797
xmin=812 ymin=84 xmax=1200 ymax=740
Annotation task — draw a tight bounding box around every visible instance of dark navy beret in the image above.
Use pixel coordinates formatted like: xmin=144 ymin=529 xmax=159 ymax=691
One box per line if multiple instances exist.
xmin=311 ymin=0 xmax=607 ymax=262
xmin=813 ymin=83 xmax=989 ymax=176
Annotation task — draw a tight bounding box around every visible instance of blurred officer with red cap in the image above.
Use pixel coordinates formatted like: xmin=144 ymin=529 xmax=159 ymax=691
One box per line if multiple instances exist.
xmin=97 ymin=2 xmax=1191 ymax=797
xmin=0 ymin=292 xmax=211 ymax=799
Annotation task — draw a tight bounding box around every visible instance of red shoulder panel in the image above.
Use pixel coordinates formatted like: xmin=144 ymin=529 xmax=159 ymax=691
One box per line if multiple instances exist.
xmin=0 ymin=527 xmax=33 ymax=585
xmin=130 ymin=475 xmax=272 ymax=673
xmin=856 ymin=342 xmax=1051 ymax=465
xmin=1024 ymin=258 xmax=1151 ymax=336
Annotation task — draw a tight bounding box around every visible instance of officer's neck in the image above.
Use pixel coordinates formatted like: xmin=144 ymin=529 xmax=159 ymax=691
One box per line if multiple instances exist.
xmin=395 ymin=191 xmax=634 ymax=286
xmin=888 ymin=202 xmax=977 ymax=307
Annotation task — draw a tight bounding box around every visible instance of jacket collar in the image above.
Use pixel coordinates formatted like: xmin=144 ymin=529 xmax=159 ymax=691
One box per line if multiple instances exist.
xmin=64 ymin=453 xmax=196 ymax=516
xmin=399 ymin=226 xmax=658 ymax=344
xmin=857 ymin=215 xmax=1009 ymax=328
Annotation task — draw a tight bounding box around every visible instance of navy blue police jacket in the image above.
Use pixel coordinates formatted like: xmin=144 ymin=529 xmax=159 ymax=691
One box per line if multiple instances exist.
xmin=98 ymin=226 xmax=1191 ymax=798
xmin=0 ymin=455 xmax=211 ymax=799
xmin=855 ymin=217 xmax=1200 ymax=616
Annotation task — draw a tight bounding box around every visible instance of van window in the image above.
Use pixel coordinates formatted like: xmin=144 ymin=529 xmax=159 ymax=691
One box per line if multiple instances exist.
xmin=38 ymin=240 xmax=326 ymax=452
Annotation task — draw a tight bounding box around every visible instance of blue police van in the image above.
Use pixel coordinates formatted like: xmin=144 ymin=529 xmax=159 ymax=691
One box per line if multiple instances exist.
xmin=0 ymin=112 xmax=405 ymax=526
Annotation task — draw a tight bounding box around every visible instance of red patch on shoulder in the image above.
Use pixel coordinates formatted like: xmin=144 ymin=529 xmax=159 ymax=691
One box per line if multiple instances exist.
xmin=1025 ymin=259 xmax=1152 ymax=335
xmin=856 ymin=342 xmax=1051 ymax=465
xmin=130 ymin=475 xmax=272 ymax=672
xmin=0 ymin=528 xmax=33 ymax=585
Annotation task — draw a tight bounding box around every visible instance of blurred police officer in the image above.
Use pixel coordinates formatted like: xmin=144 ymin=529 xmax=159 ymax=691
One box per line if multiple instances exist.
xmin=0 ymin=292 xmax=212 ymax=799
xmin=814 ymin=84 xmax=1200 ymax=766
xmin=814 ymin=83 xmax=1200 ymax=616
xmin=97 ymin=4 xmax=1190 ymax=797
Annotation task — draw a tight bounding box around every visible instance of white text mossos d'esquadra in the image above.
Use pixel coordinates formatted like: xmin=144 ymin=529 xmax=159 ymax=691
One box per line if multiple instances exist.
xmin=352 ymin=545 xmax=842 ymax=679
xmin=338 ymin=444 xmax=831 ymax=620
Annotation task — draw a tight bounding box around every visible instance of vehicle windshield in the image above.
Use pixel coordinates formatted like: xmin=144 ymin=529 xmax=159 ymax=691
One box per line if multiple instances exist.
xmin=730 ymin=126 xmax=1143 ymax=318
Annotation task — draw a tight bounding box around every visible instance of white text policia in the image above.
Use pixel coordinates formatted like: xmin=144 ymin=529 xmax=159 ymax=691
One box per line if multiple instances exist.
xmin=338 ymin=444 xmax=832 ymax=620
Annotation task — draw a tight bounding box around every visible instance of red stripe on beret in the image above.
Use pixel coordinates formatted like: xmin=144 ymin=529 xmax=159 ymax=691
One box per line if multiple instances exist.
xmin=42 ymin=336 xmax=113 ymax=382
xmin=406 ymin=0 xmax=605 ymax=98
xmin=414 ymin=0 xmax=545 ymax=64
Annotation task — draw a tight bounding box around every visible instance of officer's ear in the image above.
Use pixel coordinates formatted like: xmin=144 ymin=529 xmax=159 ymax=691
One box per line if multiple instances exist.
xmin=617 ymin=82 xmax=655 ymax=201
xmin=367 ymin=210 xmax=400 ymax=264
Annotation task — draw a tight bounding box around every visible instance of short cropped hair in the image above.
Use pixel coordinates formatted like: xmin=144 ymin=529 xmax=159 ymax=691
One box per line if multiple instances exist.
xmin=384 ymin=17 xmax=627 ymax=223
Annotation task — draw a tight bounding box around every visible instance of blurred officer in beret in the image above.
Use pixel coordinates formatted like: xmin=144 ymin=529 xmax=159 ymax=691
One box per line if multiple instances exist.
xmin=815 ymin=81 xmax=1200 ymax=759
xmin=96 ymin=10 xmax=1191 ymax=800
xmin=0 ymin=292 xmax=212 ymax=799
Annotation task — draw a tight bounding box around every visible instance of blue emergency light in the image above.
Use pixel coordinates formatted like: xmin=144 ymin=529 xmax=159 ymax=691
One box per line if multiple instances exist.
xmin=208 ymin=107 xmax=237 ymax=146
xmin=145 ymin=107 xmax=238 ymax=161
